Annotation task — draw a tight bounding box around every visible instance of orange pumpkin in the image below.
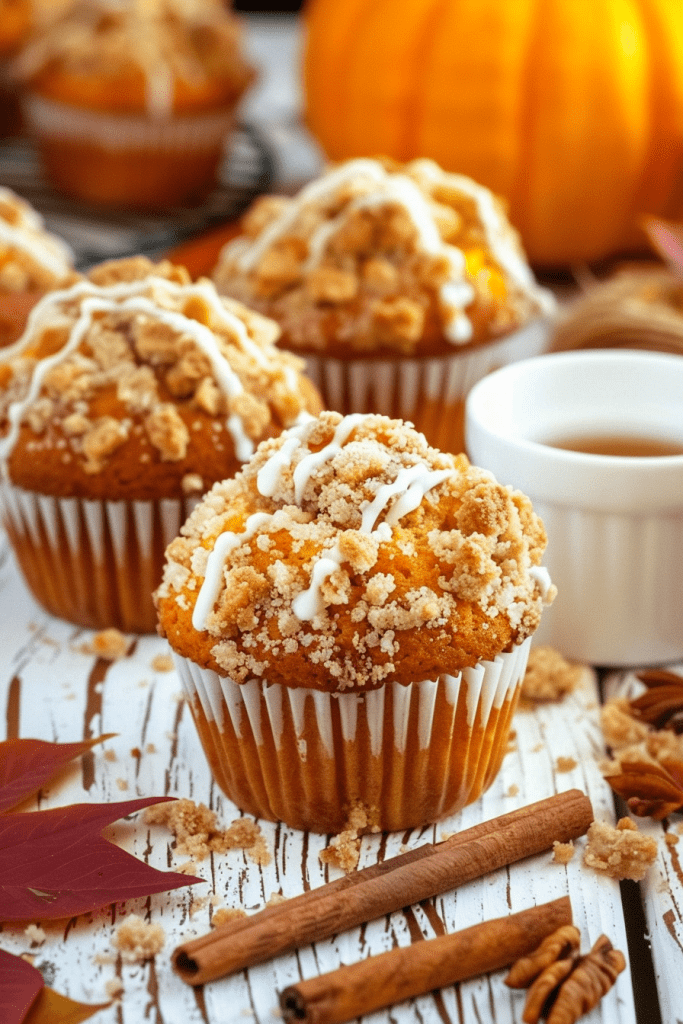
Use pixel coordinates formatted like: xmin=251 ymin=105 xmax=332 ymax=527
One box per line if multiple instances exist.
xmin=303 ymin=0 xmax=683 ymax=266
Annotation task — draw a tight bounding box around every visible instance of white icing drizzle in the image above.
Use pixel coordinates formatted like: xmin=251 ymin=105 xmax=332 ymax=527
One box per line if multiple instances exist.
xmin=0 ymin=205 xmax=73 ymax=279
xmin=191 ymin=413 xmax=456 ymax=629
xmin=0 ymin=275 xmax=299 ymax=469
xmin=192 ymin=511 xmax=273 ymax=630
xmin=529 ymin=565 xmax=554 ymax=602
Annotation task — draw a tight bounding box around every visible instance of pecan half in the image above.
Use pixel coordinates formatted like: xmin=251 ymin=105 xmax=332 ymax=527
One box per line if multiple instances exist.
xmin=633 ymin=668 xmax=683 ymax=734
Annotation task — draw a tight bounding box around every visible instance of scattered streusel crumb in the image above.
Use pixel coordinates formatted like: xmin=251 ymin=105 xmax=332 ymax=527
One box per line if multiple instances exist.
xmin=212 ymin=907 xmax=247 ymax=928
xmin=144 ymin=799 xmax=271 ymax=864
xmin=113 ymin=914 xmax=165 ymax=963
xmin=601 ymin=697 xmax=650 ymax=751
xmin=80 ymin=628 xmax=130 ymax=660
xmin=105 ymin=978 xmax=124 ymax=1001
xmin=190 ymin=895 xmax=210 ymax=917
xmin=556 ymin=756 xmax=578 ymax=773
xmin=93 ymin=953 xmax=116 ymax=966
xmin=665 ymin=833 xmax=679 ymax=847
xmin=151 ymin=654 xmax=174 ymax=673
xmin=146 ymin=743 xmax=157 ymax=754
xmin=531 ymin=743 xmax=545 ymax=753
xmin=266 ymin=892 xmax=287 ymax=906
xmin=103 ymin=749 xmax=117 ymax=762
xmin=176 ymin=860 xmax=201 ymax=875
xmin=519 ymin=646 xmax=583 ymax=707
xmin=584 ymin=818 xmax=657 ymax=882
xmin=551 ymin=840 xmax=575 ymax=864
xmin=24 ymin=924 xmax=46 ymax=945
xmin=115 ymin=778 xmax=128 ymax=791
xmin=320 ymin=802 xmax=378 ymax=873
xmin=506 ymin=784 xmax=519 ymax=797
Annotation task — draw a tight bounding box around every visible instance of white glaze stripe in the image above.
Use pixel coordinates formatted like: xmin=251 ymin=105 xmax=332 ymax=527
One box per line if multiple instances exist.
xmin=0 ymin=218 xmax=72 ymax=279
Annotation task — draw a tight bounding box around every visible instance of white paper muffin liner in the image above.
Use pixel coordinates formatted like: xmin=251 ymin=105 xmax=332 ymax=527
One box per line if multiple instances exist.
xmin=22 ymin=94 xmax=234 ymax=152
xmin=0 ymin=481 xmax=195 ymax=632
xmin=302 ymin=319 xmax=549 ymax=454
xmin=173 ymin=636 xmax=532 ymax=833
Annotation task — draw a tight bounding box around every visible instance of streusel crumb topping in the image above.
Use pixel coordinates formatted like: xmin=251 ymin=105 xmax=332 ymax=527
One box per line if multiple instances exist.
xmin=156 ymin=411 xmax=555 ymax=690
xmin=14 ymin=0 xmax=254 ymax=117
xmin=0 ymin=187 xmax=73 ymax=293
xmin=213 ymin=158 xmax=554 ymax=356
xmin=0 ymin=256 xmax=319 ymax=498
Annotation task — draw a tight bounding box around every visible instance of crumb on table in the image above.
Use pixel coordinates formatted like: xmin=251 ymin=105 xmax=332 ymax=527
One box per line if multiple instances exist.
xmin=584 ymin=818 xmax=657 ymax=882
xmin=551 ymin=839 xmax=575 ymax=864
xmin=143 ymin=799 xmax=271 ymax=864
xmin=519 ymin=646 xmax=583 ymax=707
xmin=79 ymin=628 xmax=130 ymax=660
xmin=113 ymin=914 xmax=165 ymax=963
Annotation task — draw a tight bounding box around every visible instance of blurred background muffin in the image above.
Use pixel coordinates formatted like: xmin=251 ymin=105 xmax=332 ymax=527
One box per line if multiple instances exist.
xmin=0 ymin=255 xmax=321 ymax=632
xmin=156 ymin=410 xmax=555 ymax=833
xmin=0 ymin=0 xmax=32 ymax=137
xmin=0 ymin=186 xmax=75 ymax=346
xmin=12 ymin=0 xmax=256 ymax=209
xmin=212 ymin=157 xmax=554 ymax=454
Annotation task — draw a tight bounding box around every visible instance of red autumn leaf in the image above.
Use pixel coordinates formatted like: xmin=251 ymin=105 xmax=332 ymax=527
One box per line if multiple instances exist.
xmin=0 ymin=797 xmax=203 ymax=922
xmin=0 ymin=948 xmax=108 ymax=1024
xmin=0 ymin=948 xmax=43 ymax=1024
xmin=0 ymin=736 xmax=116 ymax=814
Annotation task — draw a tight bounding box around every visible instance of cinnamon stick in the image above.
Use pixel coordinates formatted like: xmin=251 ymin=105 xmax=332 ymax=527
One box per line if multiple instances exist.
xmin=279 ymin=896 xmax=573 ymax=1024
xmin=172 ymin=788 xmax=592 ymax=985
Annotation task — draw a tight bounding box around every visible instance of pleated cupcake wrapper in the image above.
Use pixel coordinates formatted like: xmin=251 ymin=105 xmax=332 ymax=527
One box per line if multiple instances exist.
xmin=174 ymin=636 xmax=531 ymax=831
xmin=302 ymin=319 xmax=548 ymax=452
xmin=0 ymin=481 xmax=194 ymax=632
xmin=23 ymin=94 xmax=234 ymax=152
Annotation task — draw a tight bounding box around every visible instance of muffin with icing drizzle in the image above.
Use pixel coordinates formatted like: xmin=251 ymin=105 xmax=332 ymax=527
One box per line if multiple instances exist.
xmin=156 ymin=410 xmax=555 ymax=833
xmin=0 ymin=187 xmax=75 ymax=346
xmin=213 ymin=157 xmax=555 ymax=455
xmin=0 ymin=255 xmax=321 ymax=632
xmin=13 ymin=0 xmax=254 ymax=209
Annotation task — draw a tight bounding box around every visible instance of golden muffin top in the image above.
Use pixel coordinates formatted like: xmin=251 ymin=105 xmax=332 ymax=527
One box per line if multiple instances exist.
xmin=156 ymin=411 xmax=555 ymax=691
xmin=212 ymin=158 xmax=555 ymax=358
xmin=13 ymin=0 xmax=254 ymax=116
xmin=0 ymin=187 xmax=74 ymax=294
xmin=0 ymin=256 xmax=321 ymax=500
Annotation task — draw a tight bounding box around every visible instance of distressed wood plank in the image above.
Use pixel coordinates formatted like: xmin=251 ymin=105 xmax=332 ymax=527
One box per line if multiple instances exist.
xmin=604 ymin=668 xmax=683 ymax=1024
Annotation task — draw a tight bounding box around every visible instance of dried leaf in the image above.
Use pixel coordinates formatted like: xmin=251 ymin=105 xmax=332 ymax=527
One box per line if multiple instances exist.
xmin=0 ymin=949 xmax=108 ymax=1024
xmin=605 ymin=757 xmax=683 ymax=820
xmin=25 ymin=987 xmax=109 ymax=1024
xmin=0 ymin=797 xmax=203 ymax=922
xmin=0 ymin=948 xmax=43 ymax=1024
xmin=0 ymin=737 xmax=116 ymax=814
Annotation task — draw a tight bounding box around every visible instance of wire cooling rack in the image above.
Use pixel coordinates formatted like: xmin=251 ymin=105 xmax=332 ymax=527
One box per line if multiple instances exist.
xmin=0 ymin=123 xmax=274 ymax=268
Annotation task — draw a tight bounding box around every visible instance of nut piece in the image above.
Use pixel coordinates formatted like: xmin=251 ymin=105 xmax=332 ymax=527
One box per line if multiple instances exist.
xmin=506 ymin=927 xmax=626 ymax=1024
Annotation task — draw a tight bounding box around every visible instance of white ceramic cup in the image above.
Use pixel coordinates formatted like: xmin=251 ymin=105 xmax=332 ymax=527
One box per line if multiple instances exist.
xmin=465 ymin=349 xmax=683 ymax=666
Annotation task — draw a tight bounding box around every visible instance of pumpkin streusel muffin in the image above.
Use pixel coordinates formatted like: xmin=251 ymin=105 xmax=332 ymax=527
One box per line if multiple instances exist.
xmin=0 ymin=255 xmax=321 ymax=632
xmin=156 ymin=410 xmax=556 ymax=833
xmin=13 ymin=0 xmax=255 ymax=209
xmin=212 ymin=157 xmax=555 ymax=454
xmin=0 ymin=187 xmax=75 ymax=346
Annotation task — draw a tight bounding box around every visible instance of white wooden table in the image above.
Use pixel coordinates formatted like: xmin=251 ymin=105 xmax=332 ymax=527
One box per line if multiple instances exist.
xmin=0 ymin=523 xmax=680 ymax=1024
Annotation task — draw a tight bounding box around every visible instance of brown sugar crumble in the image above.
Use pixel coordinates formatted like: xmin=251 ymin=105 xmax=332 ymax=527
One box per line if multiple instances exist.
xmin=519 ymin=646 xmax=583 ymax=708
xmin=23 ymin=924 xmax=46 ymax=945
xmin=113 ymin=914 xmax=165 ymax=963
xmin=212 ymin=907 xmax=247 ymax=928
xmin=79 ymin=628 xmax=129 ymax=660
xmin=144 ymin=798 xmax=271 ymax=865
xmin=556 ymin=756 xmax=578 ymax=773
xmin=151 ymin=653 xmax=174 ymax=673
xmin=551 ymin=840 xmax=575 ymax=865
xmin=319 ymin=802 xmax=379 ymax=874
xmin=213 ymin=158 xmax=554 ymax=357
xmin=584 ymin=818 xmax=657 ymax=882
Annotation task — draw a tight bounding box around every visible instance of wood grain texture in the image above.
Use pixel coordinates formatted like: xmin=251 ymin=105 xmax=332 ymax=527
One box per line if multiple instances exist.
xmin=604 ymin=669 xmax=683 ymax=1024
xmin=0 ymin=530 xmax=639 ymax=1024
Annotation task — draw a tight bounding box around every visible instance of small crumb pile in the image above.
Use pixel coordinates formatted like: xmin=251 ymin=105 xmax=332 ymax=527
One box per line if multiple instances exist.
xmin=519 ymin=646 xmax=583 ymax=708
xmin=144 ymin=798 xmax=271 ymax=865
xmin=319 ymin=802 xmax=379 ymax=873
xmin=583 ymin=818 xmax=657 ymax=882
xmin=151 ymin=653 xmax=174 ymax=672
xmin=113 ymin=914 xmax=165 ymax=963
xmin=556 ymin=756 xmax=578 ymax=773
xmin=79 ymin=627 xmax=130 ymax=660
xmin=212 ymin=906 xmax=247 ymax=928
xmin=23 ymin=924 xmax=46 ymax=945
xmin=551 ymin=840 xmax=575 ymax=865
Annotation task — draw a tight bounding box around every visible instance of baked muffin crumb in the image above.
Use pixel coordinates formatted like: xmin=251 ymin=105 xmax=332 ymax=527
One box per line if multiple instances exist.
xmin=584 ymin=818 xmax=657 ymax=882
xmin=519 ymin=646 xmax=582 ymax=707
xmin=551 ymin=840 xmax=575 ymax=864
xmin=113 ymin=914 xmax=165 ymax=963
